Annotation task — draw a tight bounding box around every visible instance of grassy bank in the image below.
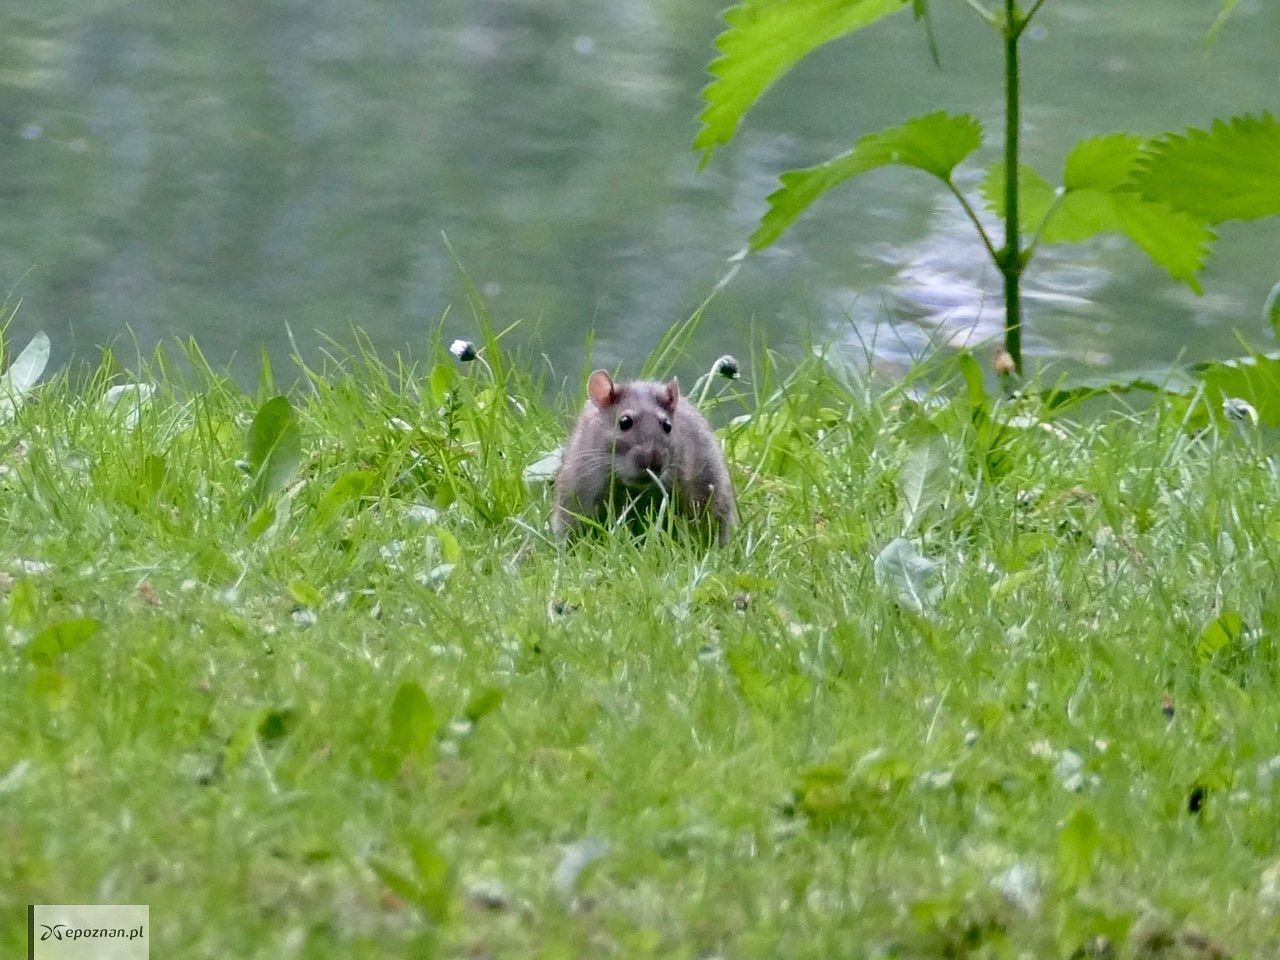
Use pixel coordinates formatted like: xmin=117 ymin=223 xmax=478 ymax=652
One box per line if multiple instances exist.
xmin=3 ymin=335 xmax=1280 ymax=959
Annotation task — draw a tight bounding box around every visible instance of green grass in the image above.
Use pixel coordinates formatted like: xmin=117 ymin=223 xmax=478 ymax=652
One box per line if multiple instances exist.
xmin=3 ymin=332 xmax=1280 ymax=959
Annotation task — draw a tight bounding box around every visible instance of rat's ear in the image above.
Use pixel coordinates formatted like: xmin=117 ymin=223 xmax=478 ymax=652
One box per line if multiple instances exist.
xmin=587 ymin=369 xmax=617 ymax=409
xmin=659 ymin=377 xmax=680 ymax=412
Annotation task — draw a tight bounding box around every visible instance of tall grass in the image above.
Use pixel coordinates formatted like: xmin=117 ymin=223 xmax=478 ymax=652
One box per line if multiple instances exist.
xmin=2 ymin=327 xmax=1279 ymax=958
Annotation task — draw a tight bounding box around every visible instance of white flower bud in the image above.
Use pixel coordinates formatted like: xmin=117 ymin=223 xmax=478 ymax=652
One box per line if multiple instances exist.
xmin=1222 ymin=397 xmax=1258 ymax=426
xmin=449 ymin=339 xmax=477 ymax=362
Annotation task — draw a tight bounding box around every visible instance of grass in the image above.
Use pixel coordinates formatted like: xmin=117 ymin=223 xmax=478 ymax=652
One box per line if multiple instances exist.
xmin=3 ymin=329 xmax=1280 ymax=959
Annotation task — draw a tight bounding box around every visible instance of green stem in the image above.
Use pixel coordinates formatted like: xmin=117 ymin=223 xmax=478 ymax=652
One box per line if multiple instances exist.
xmin=958 ymin=0 xmax=999 ymax=28
xmin=1002 ymin=0 xmax=1024 ymax=373
xmin=1019 ymin=0 xmax=1049 ymax=32
xmin=1024 ymin=189 xmax=1066 ymax=260
xmin=946 ymin=180 xmax=999 ymax=264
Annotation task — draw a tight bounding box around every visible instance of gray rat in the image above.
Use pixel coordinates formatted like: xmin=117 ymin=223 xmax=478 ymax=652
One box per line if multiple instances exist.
xmin=551 ymin=369 xmax=736 ymax=546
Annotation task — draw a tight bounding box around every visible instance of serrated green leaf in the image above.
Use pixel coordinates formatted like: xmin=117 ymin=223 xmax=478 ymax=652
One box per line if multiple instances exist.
xmin=984 ymin=133 xmax=1216 ymax=290
xmin=696 ymin=0 xmax=912 ymax=164
xmin=246 ymin=395 xmax=303 ymax=503
xmin=1108 ymin=194 xmax=1214 ymax=292
xmin=26 ymin=617 xmax=99 ymax=666
xmin=1063 ymin=134 xmax=1143 ymax=191
xmin=980 ymin=162 xmax=1059 ymax=236
xmin=1018 ymin=135 xmax=1218 ymax=289
xmin=1134 ymin=115 xmax=1280 ymax=223
xmin=752 ymin=112 xmax=982 ymax=249
xmin=389 ymin=681 xmax=437 ymax=756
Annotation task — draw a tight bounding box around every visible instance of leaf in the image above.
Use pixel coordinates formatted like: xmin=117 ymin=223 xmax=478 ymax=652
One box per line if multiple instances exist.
xmin=1195 ymin=351 xmax=1280 ymax=426
xmin=1205 ymin=0 xmax=1240 ymax=49
xmin=696 ymin=0 xmax=913 ymax=164
xmin=552 ymin=837 xmax=609 ymax=897
xmin=99 ymin=383 xmax=155 ymax=427
xmin=897 ymin=428 xmax=949 ymax=530
xmin=1197 ymin=610 xmax=1244 ymax=662
xmin=287 ymin=580 xmax=324 ymax=608
xmin=431 ymin=526 xmax=462 ymax=565
xmin=752 ymin=112 xmax=983 ymax=249
xmin=314 ymin=469 xmax=374 ymax=526
xmin=246 ymin=396 xmax=303 ymax=504
xmin=912 ymin=0 xmax=939 ymax=68
xmin=1060 ymin=134 xmax=1140 ymax=191
xmin=957 ymin=352 xmax=989 ymax=413
xmin=389 ymin=681 xmax=437 ymax=756
xmin=26 ymin=617 xmax=99 ymax=666
xmin=427 ymin=362 xmax=457 ymax=405
xmin=0 ymin=331 xmax=51 ymax=423
xmin=980 ymin=162 xmax=1059 ymax=236
xmin=257 ymin=707 xmax=296 ymax=744
xmin=1036 ymin=136 xmax=1215 ymax=291
xmin=873 ymin=538 xmax=941 ymax=613
xmin=463 ymin=687 xmax=505 ymax=723
xmin=727 ymin=649 xmax=774 ymax=709
xmin=7 ymin=579 xmax=39 ymax=628
xmin=1265 ymin=281 xmax=1280 ymax=340
xmin=1056 ymin=807 xmax=1101 ymax=890
xmin=1134 ymin=115 xmax=1280 ymax=223
xmin=523 ymin=448 xmax=563 ymax=484
xmin=369 ymin=858 xmax=421 ymax=904
xmin=406 ymin=832 xmax=454 ymax=922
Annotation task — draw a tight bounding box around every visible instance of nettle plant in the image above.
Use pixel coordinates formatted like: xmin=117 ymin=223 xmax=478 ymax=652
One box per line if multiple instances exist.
xmin=694 ymin=0 xmax=1280 ymax=376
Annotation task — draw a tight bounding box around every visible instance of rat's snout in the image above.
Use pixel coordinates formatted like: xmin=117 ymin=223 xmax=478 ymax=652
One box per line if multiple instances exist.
xmin=630 ymin=445 xmax=667 ymax=478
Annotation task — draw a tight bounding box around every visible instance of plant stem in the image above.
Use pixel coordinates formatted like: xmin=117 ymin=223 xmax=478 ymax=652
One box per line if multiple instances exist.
xmin=1001 ymin=0 xmax=1024 ymax=373
xmin=946 ymin=181 xmax=999 ymax=263
xmin=1019 ymin=0 xmax=1050 ymax=32
xmin=957 ymin=0 xmax=999 ymax=28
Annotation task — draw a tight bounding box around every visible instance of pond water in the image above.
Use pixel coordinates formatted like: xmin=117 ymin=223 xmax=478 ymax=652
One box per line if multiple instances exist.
xmin=2 ymin=0 xmax=1278 ymax=386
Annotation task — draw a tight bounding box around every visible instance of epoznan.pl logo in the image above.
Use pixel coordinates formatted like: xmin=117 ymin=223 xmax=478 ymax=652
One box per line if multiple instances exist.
xmin=29 ymin=905 xmax=148 ymax=960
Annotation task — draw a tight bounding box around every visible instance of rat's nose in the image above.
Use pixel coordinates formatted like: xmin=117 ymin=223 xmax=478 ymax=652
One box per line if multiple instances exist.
xmin=634 ymin=447 xmax=665 ymax=474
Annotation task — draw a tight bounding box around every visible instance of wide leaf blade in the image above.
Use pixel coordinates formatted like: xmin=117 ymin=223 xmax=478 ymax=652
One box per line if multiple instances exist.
xmin=1195 ymin=351 xmax=1280 ymax=427
xmin=980 ymin=162 xmax=1059 ymax=236
xmin=246 ymin=395 xmax=303 ymax=503
xmin=1133 ymin=115 xmax=1280 ymax=223
xmin=0 ymin=331 xmax=51 ymax=423
xmin=1034 ymin=135 xmax=1216 ymax=291
xmin=695 ymin=0 xmax=911 ymax=164
xmin=752 ymin=112 xmax=982 ymax=249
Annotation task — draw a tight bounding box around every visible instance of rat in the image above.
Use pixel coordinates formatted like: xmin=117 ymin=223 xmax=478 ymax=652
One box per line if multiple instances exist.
xmin=551 ymin=369 xmax=736 ymax=546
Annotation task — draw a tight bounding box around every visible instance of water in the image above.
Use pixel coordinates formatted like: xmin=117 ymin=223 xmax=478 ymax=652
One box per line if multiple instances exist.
xmin=1 ymin=0 xmax=1277 ymax=385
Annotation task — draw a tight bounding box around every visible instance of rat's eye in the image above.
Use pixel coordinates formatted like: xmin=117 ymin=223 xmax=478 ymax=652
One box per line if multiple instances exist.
xmin=618 ymin=415 xmax=634 ymax=431
xmin=660 ymin=418 xmax=672 ymax=434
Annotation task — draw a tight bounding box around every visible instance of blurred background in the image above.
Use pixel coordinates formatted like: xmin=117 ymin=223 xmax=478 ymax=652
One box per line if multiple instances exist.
xmin=1 ymin=0 xmax=1277 ymax=384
